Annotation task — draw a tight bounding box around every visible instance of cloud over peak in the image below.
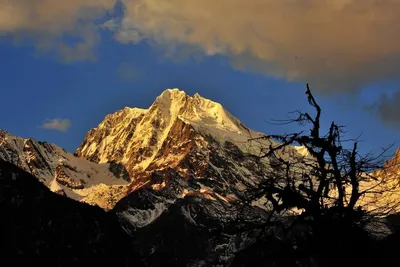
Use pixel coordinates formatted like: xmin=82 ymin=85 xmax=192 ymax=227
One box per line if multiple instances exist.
xmin=3 ymin=0 xmax=400 ymax=94
xmin=41 ymin=119 xmax=72 ymax=132
xmin=116 ymin=0 xmax=400 ymax=93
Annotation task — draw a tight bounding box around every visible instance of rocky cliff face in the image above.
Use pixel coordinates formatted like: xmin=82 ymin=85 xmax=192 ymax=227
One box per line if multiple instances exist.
xmin=360 ymin=148 xmax=400 ymax=214
xmin=76 ymin=89 xmax=302 ymax=202
xmin=0 ymin=89 xmax=303 ymax=212
xmin=112 ymin=167 xmax=271 ymax=266
xmin=76 ymin=89 xmax=272 ymax=175
xmin=0 ymin=129 xmax=129 ymax=209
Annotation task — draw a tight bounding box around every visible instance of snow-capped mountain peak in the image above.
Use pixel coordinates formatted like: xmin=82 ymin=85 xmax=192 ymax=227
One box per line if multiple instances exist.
xmin=150 ymin=88 xmax=245 ymax=134
xmin=76 ymin=89 xmax=269 ymax=180
xmin=0 ymin=89 xmax=296 ymax=212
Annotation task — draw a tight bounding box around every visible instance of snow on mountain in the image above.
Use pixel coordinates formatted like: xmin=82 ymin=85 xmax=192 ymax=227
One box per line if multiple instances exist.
xmin=76 ymin=89 xmax=274 ymax=174
xmin=74 ymin=88 xmax=309 ymax=237
xmin=75 ymin=89 xmax=295 ymax=201
xmin=3 ymin=88 xmax=397 ymax=265
xmin=112 ymin=167 xmax=271 ymax=266
xmin=357 ymin=148 xmax=400 ymax=215
xmin=0 ymin=89 xmax=303 ymax=215
xmin=0 ymin=129 xmax=129 ymax=209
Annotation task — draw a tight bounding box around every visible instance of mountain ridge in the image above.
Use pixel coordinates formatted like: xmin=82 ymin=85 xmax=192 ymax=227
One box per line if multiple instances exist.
xmin=0 ymin=89 xmax=311 ymax=211
xmin=76 ymin=88 xmax=268 ymax=165
xmin=0 ymin=128 xmax=129 ymax=209
xmin=74 ymin=88 xmax=285 ymax=206
xmin=2 ymin=88 xmax=400 ymax=266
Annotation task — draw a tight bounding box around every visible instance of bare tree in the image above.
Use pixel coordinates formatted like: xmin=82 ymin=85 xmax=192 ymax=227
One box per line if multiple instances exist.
xmin=242 ymin=84 xmax=400 ymax=235
xmin=230 ymin=84 xmax=400 ymax=267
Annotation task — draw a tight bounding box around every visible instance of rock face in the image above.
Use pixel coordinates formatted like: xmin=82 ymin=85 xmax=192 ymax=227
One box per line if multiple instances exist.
xmin=0 ymin=89 xmax=302 ymax=212
xmin=361 ymin=148 xmax=400 ymax=215
xmin=0 ymin=129 xmax=129 ymax=209
xmin=76 ymin=89 xmax=275 ymax=179
xmin=0 ymin=159 xmax=140 ymax=266
xmin=113 ymin=168 xmax=270 ymax=266
xmin=76 ymin=89 xmax=302 ymax=200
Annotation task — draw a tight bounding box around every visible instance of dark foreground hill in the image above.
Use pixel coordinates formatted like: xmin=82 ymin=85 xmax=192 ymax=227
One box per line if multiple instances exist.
xmin=0 ymin=159 xmax=141 ymax=267
xmin=3 ymin=159 xmax=400 ymax=266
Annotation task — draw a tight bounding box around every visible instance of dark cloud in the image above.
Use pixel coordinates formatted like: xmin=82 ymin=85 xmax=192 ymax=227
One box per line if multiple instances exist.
xmin=369 ymin=91 xmax=400 ymax=129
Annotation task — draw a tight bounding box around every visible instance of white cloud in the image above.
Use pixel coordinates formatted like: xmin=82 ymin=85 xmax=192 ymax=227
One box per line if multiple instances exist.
xmin=3 ymin=0 xmax=400 ymax=94
xmin=41 ymin=119 xmax=72 ymax=132
xmin=0 ymin=0 xmax=116 ymax=61
xmin=114 ymin=0 xmax=400 ymax=93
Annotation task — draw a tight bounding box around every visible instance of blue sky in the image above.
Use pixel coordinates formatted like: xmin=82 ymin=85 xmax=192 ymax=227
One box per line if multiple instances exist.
xmin=1 ymin=0 xmax=400 ymax=158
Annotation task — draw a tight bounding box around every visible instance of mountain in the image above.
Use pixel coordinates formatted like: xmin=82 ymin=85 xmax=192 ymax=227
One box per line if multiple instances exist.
xmin=112 ymin=167 xmax=271 ymax=266
xmin=76 ymin=89 xmax=301 ymax=201
xmin=0 ymin=129 xmax=129 ymax=209
xmin=0 ymin=89 xmax=303 ymax=212
xmin=363 ymin=148 xmax=400 ymax=214
xmin=0 ymin=89 xmax=298 ymax=265
xmin=0 ymin=159 xmax=140 ymax=266
xmin=72 ymin=89 xmax=304 ymax=265
xmin=74 ymin=89 xmax=288 ymax=223
xmin=2 ymin=88 xmax=400 ymax=266
xmin=76 ymin=89 xmax=270 ymax=177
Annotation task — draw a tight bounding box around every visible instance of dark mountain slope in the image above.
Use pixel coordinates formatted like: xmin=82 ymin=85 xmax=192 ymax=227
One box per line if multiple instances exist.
xmin=113 ymin=168 xmax=270 ymax=266
xmin=0 ymin=159 xmax=140 ymax=267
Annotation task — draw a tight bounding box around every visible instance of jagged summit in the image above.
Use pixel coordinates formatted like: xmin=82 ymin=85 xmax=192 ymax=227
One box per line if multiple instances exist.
xmin=156 ymin=88 xmax=187 ymax=100
xmin=121 ymin=88 xmax=246 ymax=134
xmin=0 ymin=89 xmax=301 ymax=211
xmin=145 ymin=88 xmax=247 ymax=134
xmin=75 ymin=88 xmax=269 ymax=181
